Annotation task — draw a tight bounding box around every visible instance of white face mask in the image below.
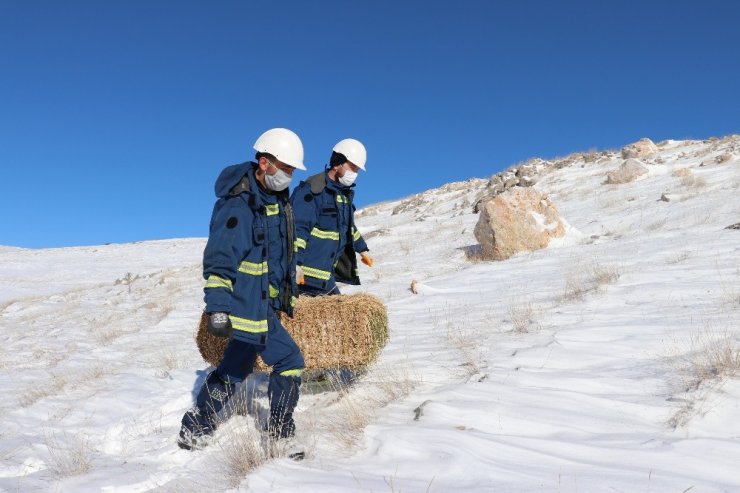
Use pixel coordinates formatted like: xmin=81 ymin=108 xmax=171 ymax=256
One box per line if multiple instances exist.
xmin=338 ymin=169 xmax=358 ymax=186
xmin=265 ymin=163 xmax=292 ymax=191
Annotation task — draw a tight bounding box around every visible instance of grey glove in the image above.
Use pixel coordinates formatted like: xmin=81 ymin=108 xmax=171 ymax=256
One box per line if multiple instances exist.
xmin=207 ymin=312 xmax=232 ymax=338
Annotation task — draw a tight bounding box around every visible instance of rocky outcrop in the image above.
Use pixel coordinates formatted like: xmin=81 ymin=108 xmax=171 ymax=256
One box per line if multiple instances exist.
xmin=473 ymin=160 xmax=545 ymax=212
xmin=605 ymin=159 xmax=649 ymax=184
xmin=474 ymin=188 xmax=566 ymax=261
xmin=621 ymin=138 xmax=658 ymax=159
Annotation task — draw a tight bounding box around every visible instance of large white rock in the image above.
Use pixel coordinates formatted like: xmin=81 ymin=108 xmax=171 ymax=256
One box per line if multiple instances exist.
xmin=474 ymin=188 xmax=566 ymax=261
xmin=605 ymin=159 xmax=649 ymax=184
xmin=621 ymin=138 xmax=658 ymax=159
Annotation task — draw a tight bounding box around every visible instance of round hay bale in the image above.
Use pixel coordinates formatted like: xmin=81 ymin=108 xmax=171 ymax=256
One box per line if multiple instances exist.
xmin=195 ymin=293 xmax=389 ymax=371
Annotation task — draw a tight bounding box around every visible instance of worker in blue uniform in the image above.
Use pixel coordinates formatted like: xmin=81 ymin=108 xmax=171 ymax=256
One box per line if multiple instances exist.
xmin=290 ymin=138 xmax=373 ymax=296
xmin=178 ymin=128 xmax=306 ymax=456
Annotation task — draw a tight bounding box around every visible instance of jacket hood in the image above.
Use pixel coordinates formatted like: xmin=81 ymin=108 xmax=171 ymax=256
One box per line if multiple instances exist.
xmin=214 ymin=162 xmax=256 ymax=198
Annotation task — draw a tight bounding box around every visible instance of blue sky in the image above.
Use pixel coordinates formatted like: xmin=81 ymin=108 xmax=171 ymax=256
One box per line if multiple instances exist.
xmin=1 ymin=1 xmax=739 ymax=248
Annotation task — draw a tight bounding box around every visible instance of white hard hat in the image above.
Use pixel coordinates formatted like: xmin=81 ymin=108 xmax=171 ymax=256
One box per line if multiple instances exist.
xmin=253 ymin=128 xmax=306 ymax=170
xmin=333 ymin=138 xmax=367 ymax=171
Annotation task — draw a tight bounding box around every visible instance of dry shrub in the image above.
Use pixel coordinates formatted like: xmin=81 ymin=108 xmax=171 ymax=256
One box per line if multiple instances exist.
xmin=668 ymin=329 xmax=740 ymax=429
xmin=196 ymin=294 xmax=389 ymax=371
xmin=45 ymin=432 xmax=91 ymax=479
xmin=508 ymin=301 xmax=539 ymax=333
xmin=588 ymin=263 xmax=621 ymax=286
xmin=646 ymin=218 xmax=667 ymax=231
xmin=19 ymin=374 xmax=67 ymax=408
xmin=446 ymin=324 xmax=482 ymax=376
xmin=666 ymin=250 xmax=692 ymax=264
xmin=686 ymin=333 xmax=740 ymax=389
xmin=671 ymin=168 xmax=692 ymax=178
xmin=681 ymin=174 xmax=707 ymax=188
xmin=560 ymin=277 xmax=587 ymax=303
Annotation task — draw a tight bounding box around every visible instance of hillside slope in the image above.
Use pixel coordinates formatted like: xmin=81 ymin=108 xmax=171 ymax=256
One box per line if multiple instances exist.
xmin=1 ymin=136 xmax=739 ymax=492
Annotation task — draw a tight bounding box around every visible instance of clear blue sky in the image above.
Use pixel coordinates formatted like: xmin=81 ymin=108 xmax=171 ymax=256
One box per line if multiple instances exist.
xmin=2 ymin=1 xmax=739 ymax=248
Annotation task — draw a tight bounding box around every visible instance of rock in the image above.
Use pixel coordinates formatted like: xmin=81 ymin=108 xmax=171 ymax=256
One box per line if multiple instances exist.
xmin=621 ymin=138 xmax=658 ymax=159
xmin=605 ymin=159 xmax=649 ymax=184
xmin=474 ymin=188 xmax=567 ymax=261
xmin=503 ymin=174 xmax=519 ymax=189
xmin=659 ymin=193 xmax=678 ymax=202
xmin=516 ymin=164 xmax=538 ymax=186
xmin=725 ymin=223 xmax=740 ymax=230
xmin=519 ymin=175 xmax=537 ymax=187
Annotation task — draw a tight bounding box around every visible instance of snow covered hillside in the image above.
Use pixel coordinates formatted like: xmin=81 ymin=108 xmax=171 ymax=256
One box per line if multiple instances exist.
xmin=1 ymin=136 xmax=739 ymax=492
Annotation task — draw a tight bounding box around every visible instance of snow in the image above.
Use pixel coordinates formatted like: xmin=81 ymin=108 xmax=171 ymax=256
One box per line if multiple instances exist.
xmin=1 ymin=137 xmax=739 ymax=492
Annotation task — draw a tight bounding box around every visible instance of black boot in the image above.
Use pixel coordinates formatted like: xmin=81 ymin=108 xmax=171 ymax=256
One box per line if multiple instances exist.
xmin=177 ymin=371 xmax=235 ymax=450
xmin=266 ymin=373 xmax=301 ymax=439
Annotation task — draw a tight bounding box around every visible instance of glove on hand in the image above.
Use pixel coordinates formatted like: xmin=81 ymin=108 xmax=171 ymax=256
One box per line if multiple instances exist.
xmin=296 ymin=265 xmax=305 ymax=285
xmin=360 ymin=252 xmax=374 ymax=267
xmin=207 ymin=312 xmax=232 ymax=338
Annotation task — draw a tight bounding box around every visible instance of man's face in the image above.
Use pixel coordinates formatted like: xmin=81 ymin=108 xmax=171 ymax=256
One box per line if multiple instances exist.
xmin=261 ymin=157 xmax=294 ymax=176
xmin=338 ymin=161 xmax=360 ymax=177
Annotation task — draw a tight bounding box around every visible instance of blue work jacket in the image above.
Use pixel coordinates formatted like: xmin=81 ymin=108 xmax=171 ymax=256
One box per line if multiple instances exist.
xmin=202 ymin=162 xmax=297 ymax=345
xmin=290 ymin=171 xmax=369 ymax=291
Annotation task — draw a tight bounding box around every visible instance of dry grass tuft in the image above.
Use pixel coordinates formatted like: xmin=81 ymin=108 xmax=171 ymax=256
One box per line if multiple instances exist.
xmin=680 ymin=174 xmax=707 ymax=188
xmin=319 ymin=364 xmax=418 ymax=449
xmin=588 ymin=263 xmax=622 ymax=286
xmin=686 ymin=333 xmax=740 ymax=389
xmin=45 ymin=432 xmax=91 ymax=479
xmin=446 ymin=324 xmax=483 ymax=377
xmin=668 ymin=328 xmax=740 ymax=429
xmin=667 ymin=250 xmax=693 ymax=264
xmin=558 ymin=263 xmax=621 ymax=304
xmin=216 ymin=417 xmax=266 ymax=488
xmin=646 ymin=217 xmax=667 ymax=231
xmin=508 ymin=301 xmax=540 ymax=333
xmin=671 ymin=168 xmax=692 ymax=178
xmin=19 ymin=374 xmax=67 ymax=408
xmin=560 ymin=276 xmax=588 ymax=303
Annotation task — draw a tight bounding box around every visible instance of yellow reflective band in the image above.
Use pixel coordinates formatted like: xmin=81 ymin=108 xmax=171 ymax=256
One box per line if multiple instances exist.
xmin=336 ymin=195 xmax=348 ymax=204
xmin=295 ymin=238 xmax=307 ymax=249
xmin=302 ymin=265 xmax=332 ymax=281
xmin=310 ymin=227 xmax=340 ymax=241
xmin=205 ymin=275 xmax=233 ymax=291
xmin=238 ymin=261 xmax=268 ymax=276
xmin=353 ymin=228 xmax=361 ymax=241
xmin=269 ymin=284 xmax=279 ymax=298
xmin=229 ymin=315 xmax=268 ymax=333
xmin=265 ymin=203 xmax=280 ymax=216
xmin=280 ymin=369 xmax=303 ymax=377
xmin=290 ymin=296 xmax=296 ymax=307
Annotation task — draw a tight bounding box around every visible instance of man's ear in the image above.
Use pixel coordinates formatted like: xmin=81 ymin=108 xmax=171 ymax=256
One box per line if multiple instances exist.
xmin=257 ymin=156 xmax=269 ymax=172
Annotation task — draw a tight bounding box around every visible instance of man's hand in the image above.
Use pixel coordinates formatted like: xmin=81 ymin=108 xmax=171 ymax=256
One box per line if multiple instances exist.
xmin=360 ymin=252 xmax=374 ymax=267
xmin=296 ymin=265 xmax=305 ymax=285
xmin=207 ymin=312 xmax=232 ymax=338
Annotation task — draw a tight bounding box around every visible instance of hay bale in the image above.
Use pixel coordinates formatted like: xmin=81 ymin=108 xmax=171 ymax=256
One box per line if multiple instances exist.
xmin=196 ymin=293 xmax=389 ymax=371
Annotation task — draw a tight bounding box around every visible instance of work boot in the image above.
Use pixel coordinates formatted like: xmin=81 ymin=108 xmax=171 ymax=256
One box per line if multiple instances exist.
xmin=177 ymin=371 xmax=235 ymax=450
xmin=177 ymin=422 xmax=213 ymax=451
